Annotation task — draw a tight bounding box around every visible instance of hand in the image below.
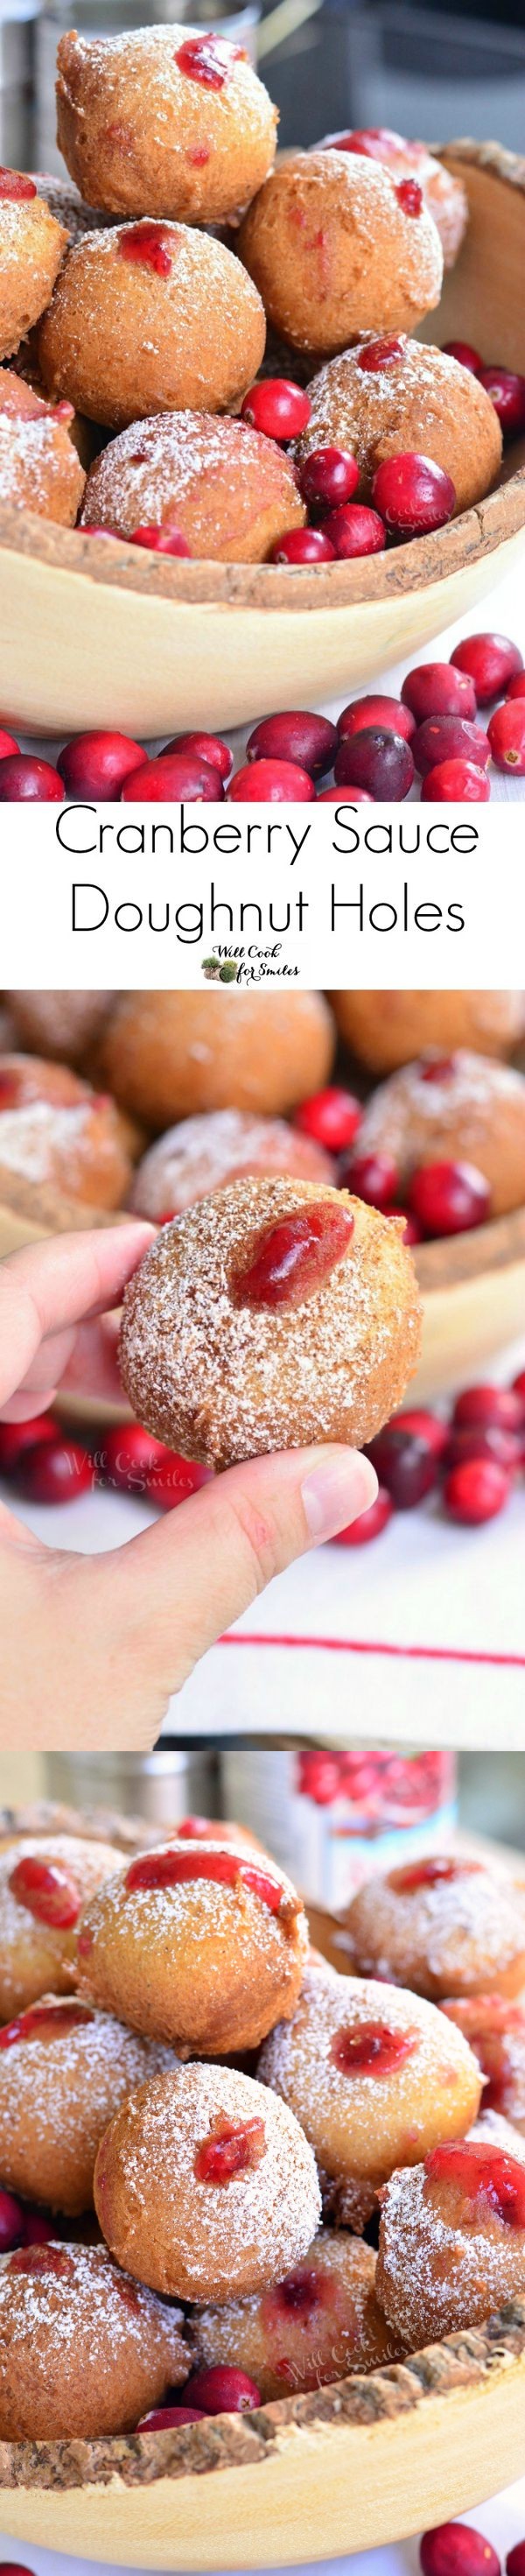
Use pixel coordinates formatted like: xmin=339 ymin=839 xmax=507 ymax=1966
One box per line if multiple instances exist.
xmin=0 ymin=1226 xmax=377 ymax=1750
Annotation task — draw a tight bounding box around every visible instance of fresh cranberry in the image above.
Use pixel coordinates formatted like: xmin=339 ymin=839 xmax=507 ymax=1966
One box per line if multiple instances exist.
xmin=401 ymin=664 xmax=477 ymax=721
xmin=389 ymin=1855 xmax=466 ymax=1893
xmin=365 ymin=1422 xmax=441 ymax=1509
xmin=294 ymin=1086 xmax=361 ymax=1152
xmin=319 ymin=125 xmax=405 ymax=158
xmin=270 ymin=528 xmax=336 ymax=564
xmin=340 ymin=1150 xmax=397 ymax=1211
xmin=371 ymin=454 xmax=456 ymax=538
xmin=356 ymin=336 xmax=404 ymax=372
xmin=420 ymin=2523 xmax=500 ymax=2576
xmin=188 ymin=2368 xmax=262 ymax=2413
xmin=82 ymin=524 xmax=120 ymax=541
xmin=393 ymin=1407 xmax=449 ymax=1459
xmin=13 ymin=1437 xmax=93 ymax=1504
xmin=137 ymin=2405 xmax=205 ymax=2430
xmin=445 ymin=1426 xmax=520 ymax=1476
xmin=268 ymin=2264 xmax=325 ymax=2320
xmin=408 ymin=1160 xmax=490 ymax=1237
xmin=121 ymin=753 xmax=221 ymax=800
xmin=130 ymin=524 xmax=191 ymax=555
xmin=332 ymin=1485 xmax=393 ymax=1545
xmin=412 ymin=716 xmax=489 ymax=778
xmin=233 ymin=1200 xmax=354 ymax=1309
xmin=0 ymin=728 xmax=19 ymax=758
xmin=228 ymin=757 xmax=315 ymax=800
xmin=9 ymin=1855 xmax=81 ymax=1929
xmin=0 ymin=755 xmax=63 ymax=801
xmin=298 ymin=447 xmax=359 ymax=510
xmin=177 ymin=1816 xmax=215 ymax=1838
xmin=392 ymin=1205 xmax=423 ymax=1244
xmin=0 ymin=168 xmax=37 ymax=199
xmin=175 ymin=33 xmax=245 ymax=87
xmin=241 ymin=380 xmax=312 ymax=440
xmin=100 ymin=1423 xmax=209 ymax=1508
xmin=0 ymin=2188 xmax=24 ymax=2251
xmin=164 ymin=731 xmax=233 ymax=783
xmin=479 ymin=365 xmax=525 ymax=439
xmin=330 ymin=2019 xmax=417 ymax=2076
xmin=421 ymin=760 xmax=491 ymax=803
xmin=118 ymin=222 xmax=172 ymax=277
xmin=507 ymin=2548 xmax=525 ymax=2576
xmin=125 ymin=1848 xmax=285 ymax=1912
xmin=487 ymin=700 xmax=525 ymax=775
xmin=194 ymin=2116 xmax=266 ymax=2184
xmin=442 ymin=341 xmax=483 ymax=375
xmin=322 ymin=503 xmax=386 ymax=558
xmin=425 ymin=2138 xmax=525 ymax=2226
xmin=334 ymin=728 xmax=414 ymax=799
xmin=396 ymin=178 xmax=423 ymax=215
xmin=19 ymin=2206 xmax=54 ymax=2246
xmin=316 ymin=785 xmax=374 ymax=801
xmin=338 ymin=693 xmax=415 ymax=743
xmin=58 ymin=730 xmax=144 ymax=799
xmin=451 ymin=634 xmax=523 ymax=700
xmin=512 ymin=1369 xmax=525 ymax=1411
xmin=452 ymin=1384 xmax=522 ymax=1434
xmin=444 ymin=1456 xmax=511 ymax=1524
xmin=0 ymin=1411 xmax=58 ymax=1470
xmin=246 ymin=710 xmax=337 ymax=777
xmin=506 ymin=672 xmax=525 ymax=703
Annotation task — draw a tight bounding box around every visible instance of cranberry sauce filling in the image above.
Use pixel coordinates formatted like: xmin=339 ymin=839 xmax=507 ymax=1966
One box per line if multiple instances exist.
xmin=232 ymin=1200 xmax=354 ymax=1310
xmin=10 ymin=2243 xmax=74 ymax=2276
xmin=194 ymin=2115 xmax=266 ymax=2184
xmin=330 ymin=2018 xmax=418 ymax=2078
xmin=0 ymin=168 xmax=37 ymax=200
xmin=9 ymin=1855 xmax=82 ymax=1929
xmin=177 ymin=1815 xmax=214 ymax=1838
xmin=125 ymin=1847 xmax=286 ymax=1913
xmin=175 ymin=34 xmax=246 ymax=87
xmin=118 ymin=223 xmax=172 ymax=276
xmin=396 ymin=178 xmax=423 ymax=215
xmin=0 ymin=2000 xmax=94 ymax=2050
xmin=266 ymin=2264 xmax=331 ymax=2322
xmin=424 ymin=2141 xmax=525 ymax=2228
xmin=388 ymin=1855 xmax=480 ymax=1895
xmin=357 ymin=337 xmax=404 ymax=371
xmin=419 ymin=1056 xmax=458 ymax=1083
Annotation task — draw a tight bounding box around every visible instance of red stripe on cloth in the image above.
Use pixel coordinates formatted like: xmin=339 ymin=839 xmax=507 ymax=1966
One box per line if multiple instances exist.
xmin=220 ymin=1632 xmax=525 ymax=1670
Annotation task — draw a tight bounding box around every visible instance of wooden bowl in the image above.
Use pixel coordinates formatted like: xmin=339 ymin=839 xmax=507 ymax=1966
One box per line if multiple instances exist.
xmin=1 ymin=141 xmax=525 ymax=737
xmin=3 ymin=2304 xmax=525 ymax=2568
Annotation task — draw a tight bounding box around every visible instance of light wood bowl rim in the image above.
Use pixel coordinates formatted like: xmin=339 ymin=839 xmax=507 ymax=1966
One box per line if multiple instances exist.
xmin=2 ymin=140 xmax=525 ymax=619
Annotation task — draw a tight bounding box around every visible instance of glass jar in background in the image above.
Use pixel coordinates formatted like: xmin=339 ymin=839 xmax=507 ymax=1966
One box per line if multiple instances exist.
xmin=221 ymin=1747 xmax=457 ymax=1912
xmin=34 ymin=0 xmax=260 ymax=174
xmin=45 ymin=1745 xmax=219 ymax=1826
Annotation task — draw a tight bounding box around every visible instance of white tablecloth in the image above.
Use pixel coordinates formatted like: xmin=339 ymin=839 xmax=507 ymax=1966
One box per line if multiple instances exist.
xmin=2 ymin=2472 xmax=525 ymax=2576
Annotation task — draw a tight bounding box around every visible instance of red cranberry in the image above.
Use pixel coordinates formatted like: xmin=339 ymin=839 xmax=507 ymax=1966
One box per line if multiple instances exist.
xmin=340 ymin=1150 xmax=397 ymax=1211
xmin=175 ymin=33 xmax=245 ymax=88
xmin=126 ymin=1848 xmax=284 ymax=1913
xmin=320 ymin=125 xmax=404 ymax=159
xmin=298 ymin=1750 xmax=342 ymax=1804
xmin=365 ymin=1422 xmax=441 ymax=1509
xmin=9 ymin=2245 xmax=73 ymax=2277
xmin=9 ymin=1855 xmax=81 ymax=1929
xmin=18 ymin=2206 xmax=55 ymax=2246
xmin=316 ymin=785 xmax=374 ymax=802
xmin=269 ymin=2264 xmax=324 ymax=2319
xmin=137 ymin=2405 xmax=205 ymax=2430
xmin=58 ymin=729 xmax=144 ymax=799
xmin=270 ymin=528 xmax=335 ymax=564
xmin=452 ymin=1384 xmax=522 ymax=1434
xmin=246 ymin=710 xmax=337 ymax=777
xmin=506 ymin=672 xmax=525 ymax=703
xmin=332 ymin=1485 xmax=393 ymax=1545
xmin=425 ymin=2138 xmax=525 ymax=2226
xmin=194 ymin=2116 xmax=266 ymax=2185
xmin=391 ymin=1205 xmax=423 ymax=1244
xmin=451 ymin=633 xmax=523 ymax=700
xmin=442 ymin=341 xmax=483 ymax=375
xmin=228 ymin=757 xmax=315 ymax=801
xmin=121 ymin=753 xmax=221 ymax=801
xmin=507 ymin=2548 xmax=525 ymax=2576
xmin=421 ymin=760 xmax=491 ymax=803
xmin=82 ymin=524 xmax=120 ymax=541
xmin=233 ymin=1200 xmax=354 ymax=1309
xmin=0 ymin=2001 xmax=92 ymax=2048
xmin=408 ymin=1160 xmax=490 ymax=1237
xmin=118 ymin=222 xmax=172 ymax=277
xmin=393 ymin=1406 xmax=449 ymax=1459
xmin=164 ymin=730 xmax=233 ymax=782
xmin=512 ymin=1369 xmax=525 ymax=1410
xmin=0 ymin=755 xmax=63 ymax=801
xmin=445 ymin=1426 xmax=520 ymax=1476
xmin=330 ymin=2019 xmax=417 ymax=2076
xmin=479 ymin=365 xmax=525 ymax=439
xmin=338 ymin=693 xmax=415 ymax=743
xmin=100 ymin=1424 xmax=209 ymax=1508
xmin=130 ymin=524 xmax=191 ymax=556
xmin=444 ymin=1457 xmax=511 ymax=1525
xmin=401 ymin=663 xmax=476 ymax=721
xmin=241 ymin=380 xmax=312 ymax=440
xmin=294 ymin=1086 xmax=361 ymax=1152
xmin=13 ymin=1437 xmax=94 ymax=1504
xmin=420 ymin=2524 xmax=500 ymax=2576
xmin=0 ymin=728 xmax=19 ymax=758
xmin=396 ymin=178 xmax=423 ymax=215
xmin=0 ymin=168 xmax=37 ymax=199
xmin=0 ymin=2188 xmax=24 ymax=2251
xmin=322 ymin=503 xmax=386 ymax=558
xmin=412 ymin=716 xmax=489 ymax=777
xmin=188 ymin=2367 xmax=262 ymax=2413
xmin=298 ymin=447 xmax=359 ymax=509
xmin=371 ymin=454 xmax=456 ymax=538
xmin=356 ymin=336 xmax=404 ymax=372
xmin=334 ymin=728 xmax=414 ymax=799
xmin=0 ymin=1411 xmax=57 ymax=1471
xmin=390 ymin=1855 xmax=465 ymax=1893
xmin=487 ymin=700 xmax=525 ymax=775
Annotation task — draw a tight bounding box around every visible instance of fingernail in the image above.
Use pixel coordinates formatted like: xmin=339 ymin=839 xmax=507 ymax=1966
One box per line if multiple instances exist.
xmin=301 ymin=1449 xmax=378 ymax=1544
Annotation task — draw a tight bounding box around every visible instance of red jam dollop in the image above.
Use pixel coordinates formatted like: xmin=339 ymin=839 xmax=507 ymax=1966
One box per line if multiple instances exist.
xmin=118 ymin=222 xmax=172 ymax=277
xmin=388 ymin=1855 xmax=480 ymax=1895
xmin=195 ymin=2115 xmax=266 ymax=2184
xmin=9 ymin=1855 xmax=82 ymax=1929
xmin=0 ymin=168 xmax=37 ymax=201
xmin=268 ymin=2265 xmax=326 ymax=2318
xmin=424 ymin=2141 xmax=525 ymax=2228
xmin=175 ymin=34 xmax=246 ymax=87
xmin=10 ymin=2243 xmax=74 ymax=2276
xmin=357 ymin=336 xmax=403 ymax=371
xmin=125 ymin=1847 xmax=285 ymax=1913
xmin=419 ymin=1056 xmax=458 ymax=1083
xmin=330 ymin=2018 xmax=418 ymax=2078
xmin=177 ymin=1815 xmax=214 ymax=1839
xmin=396 ymin=178 xmax=423 ymax=215
xmin=0 ymin=2001 xmax=94 ymax=2050
xmin=232 ymin=1200 xmax=354 ymax=1311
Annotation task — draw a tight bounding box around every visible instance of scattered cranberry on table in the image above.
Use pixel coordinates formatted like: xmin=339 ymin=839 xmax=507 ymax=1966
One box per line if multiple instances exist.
xmin=186 ymin=2367 xmax=262 ymax=2413
xmin=11 ymin=1437 xmax=94 ymax=1505
xmin=121 ymin=752 xmax=223 ymax=800
xmin=508 ymin=2547 xmax=525 ymax=2576
xmin=241 ymin=378 xmax=312 ymax=440
xmin=293 ymin=1085 xmax=362 ymax=1152
xmin=317 ymin=785 xmax=374 ymax=801
xmin=442 ymin=341 xmax=483 ymax=374
xmin=340 ymin=1149 xmax=398 ymax=1211
xmin=420 ymin=2525 xmax=501 ymax=2576
xmin=371 ymin=454 xmax=456 ymax=538
xmin=479 ymin=364 xmax=525 ymax=438
xmin=228 ymin=757 xmax=315 ymax=800
xmin=337 ymin=693 xmax=416 ymax=743
xmin=0 ymin=754 xmax=64 ymax=801
xmin=246 ymin=709 xmax=337 ymax=776
xmin=487 ymin=700 xmax=525 ymax=775
xmin=298 ymin=445 xmax=360 ymax=509
xmin=412 ymin=716 xmax=490 ymax=778
xmin=451 ymin=633 xmax=523 ymax=700
xmin=395 ymin=1406 xmax=450 ymax=1460
xmin=130 ymin=523 xmax=192 ymax=556
xmin=334 ymin=727 xmax=415 ymax=799
xmin=164 ymin=729 xmax=233 ymax=782
xmin=365 ymin=1419 xmax=442 ymax=1510
xmin=58 ymin=728 xmax=144 ymax=799
xmin=0 ymin=1410 xmax=58 ymax=1469
xmin=401 ymin=663 xmax=477 ymax=721
xmin=99 ymin=1424 xmax=210 ymax=1507
xmin=271 ymin=527 xmax=336 ymax=564
xmin=332 ymin=1485 xmax=393 ymax=1545
xmin=421 ymin=760 xmax=491 ymax=802
xmin=445 ymin=1425 xmax=521 ymax=1475
xmin=506 ymin=672 xmax=525 ymax=704
xmin=452 ymin=1383 xmax=524 ymax=1433
xmin=322 ymin=502 xmax=386 ymax=558
xmin=444 ymin=1455 xmax=512 ymax=1526
xmin=0 ymin=728 xmax=19 ymax=758
xmin=408 ymin=1160 xmax=491 ymax=1237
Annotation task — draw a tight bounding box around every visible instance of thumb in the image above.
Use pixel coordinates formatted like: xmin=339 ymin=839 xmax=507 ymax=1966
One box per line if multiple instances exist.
xmin=99 ymin=1442 xmax=378 ymax=1705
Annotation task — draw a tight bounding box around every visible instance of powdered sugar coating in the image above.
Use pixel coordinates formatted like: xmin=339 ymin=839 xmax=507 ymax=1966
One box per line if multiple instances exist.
xmin=0 ymin=2238 xmax=187 ymax=2439
xmin=38 ymin=224 xmax=266 ymax=428
xmin=0 ymin=191 xmax=66 ymax=360
xmin=94 ymin=2059 xmax=321 ymax=2302
xmin=471 ymin=2108 xmax=525 ymax=2164
xmin=0 ymin=1836 xmax=125 ymax=2018
xmin=130 ymin=1109 xmax=333 ymax=1220
xmin=296 ymin=337 xmax=501 ymax=510
xmin=354 ymin=1050 xmax=525 ymax=1220
xmin=81 ymin=409 xmax=304 ymax=563
xmin=238 ymin=151 xmax=443 ymax=357
xmin=0 ymin=1993 xmax=177 ymax=2214
xmin=119 ymin=1175 xmax=421 ymax=1468
xmin=375 ymin=2154 xmax=525 ymax=2348
xmin=10 ymin=989 xmax=116 ymax=1065
xmin=344 ymin=1861 xmax=525 ymax=1999
xmin=77 ymin=1841 xmax=308 ymax=2056
xmin=56 ymin=25 xmax=276 ymax=228
xmin=192 ymin=2225 xmax=400 ymax=2396
xmin=0 ymin=1090 xmax=130 ymax=1209
xmin=0 ymin=407 xmax=84 ymax=523
xmin=258 ymin=1967 xmax=480 ymax=2223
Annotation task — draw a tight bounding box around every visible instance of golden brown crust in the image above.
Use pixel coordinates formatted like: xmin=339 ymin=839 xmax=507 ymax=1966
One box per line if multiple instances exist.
xmin=238 ymin=151 xmax=443 ymax=355
xmin=80 ymin=411 xmax=304 ymax=562
xmin=0 ymin=192 xmax=66 ymax=362
xmin=0 ymin=2241 xmax=188 ymax=2441
xmin=193 ymin=2230 xmax=402 ymax=2397
xmin=95 ymin=991 xmax=335 ymax=1129
xmin=331 ymin=990 xmax=525 ymax=1073
xmin=94 ymin=2061 xmax=321 ymax=2302
xmin=0 ymin=1053 xmax=132 ymax=1210
xmin=76 ymin=1844 xmax=309 ymax=2056
xmin=36 ymin=223 xmax=266 ymax=427
xmin=56 ymin=27 xmax=277 ymax=227
xmin=354 ymin=1052 xmax=525 ymax=1221
xmin=296 ymin=338 xmax=502 ymax=510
